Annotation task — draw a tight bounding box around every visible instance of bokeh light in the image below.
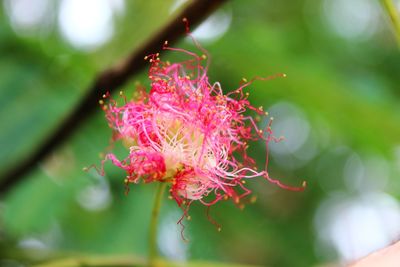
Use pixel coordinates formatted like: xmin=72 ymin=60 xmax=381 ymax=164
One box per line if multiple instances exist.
xmin=4 ymin=0 xmax=52 ymax=36
xmin=322 ymin=0 xmax=381 ymax=41
xmin=58 ymin=0 xmax=124 ymax=50
xmin=315 ymin=192 xmax=400 ymax=263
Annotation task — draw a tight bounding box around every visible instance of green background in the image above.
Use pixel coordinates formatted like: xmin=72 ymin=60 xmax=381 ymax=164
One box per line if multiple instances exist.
xmin=1 ymin=0 xmax=399 ymax=266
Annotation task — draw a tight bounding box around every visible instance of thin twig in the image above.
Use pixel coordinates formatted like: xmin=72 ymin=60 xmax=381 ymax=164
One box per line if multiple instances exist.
xmin=381 ymin=0 xmax=400 ymax=45
xmin=0 ymin=0 xmax=228 ymax=194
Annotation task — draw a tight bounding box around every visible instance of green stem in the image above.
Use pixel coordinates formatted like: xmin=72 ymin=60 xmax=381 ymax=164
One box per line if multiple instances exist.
xmin=148 ymin=182 xmax=167 ymax=267
xmin=381 ymin=0 xmax=400 ymax=45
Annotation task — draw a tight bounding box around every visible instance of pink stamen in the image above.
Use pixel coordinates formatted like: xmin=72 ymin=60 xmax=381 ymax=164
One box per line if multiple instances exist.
xmin=96 ymin=31 xmax=306 ymax=225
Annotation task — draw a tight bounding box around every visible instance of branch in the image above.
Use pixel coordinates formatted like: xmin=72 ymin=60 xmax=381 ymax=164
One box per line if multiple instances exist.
xmin=32 ymin=255 xmax=260 ymax=267
xmin=0 ymin=0 xmax=228 ymax=194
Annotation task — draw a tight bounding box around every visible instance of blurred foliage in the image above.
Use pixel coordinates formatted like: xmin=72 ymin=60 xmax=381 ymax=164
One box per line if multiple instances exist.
xmin=1 ymin=0 xmax=400 ymax=267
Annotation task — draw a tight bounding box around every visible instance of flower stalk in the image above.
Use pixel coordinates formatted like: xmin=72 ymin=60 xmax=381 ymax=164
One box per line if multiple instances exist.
xmin=149 ymin=182 xmax=167 ymax=267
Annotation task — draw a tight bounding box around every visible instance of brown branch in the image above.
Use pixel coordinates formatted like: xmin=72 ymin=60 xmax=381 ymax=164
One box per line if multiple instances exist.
xmin=32 ymin=255 xmax=260 ymax=267
xmin=0 ymin=0 xmax=228 ymax=194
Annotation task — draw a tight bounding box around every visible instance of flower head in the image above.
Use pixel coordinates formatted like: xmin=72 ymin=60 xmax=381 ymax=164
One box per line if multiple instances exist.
xmin=99 ymin=37 xmax=305 ymax=215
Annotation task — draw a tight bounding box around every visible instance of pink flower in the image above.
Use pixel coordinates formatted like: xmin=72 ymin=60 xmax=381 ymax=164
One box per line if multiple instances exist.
xmin=99 ymin=39 xmax=305 ymax=213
